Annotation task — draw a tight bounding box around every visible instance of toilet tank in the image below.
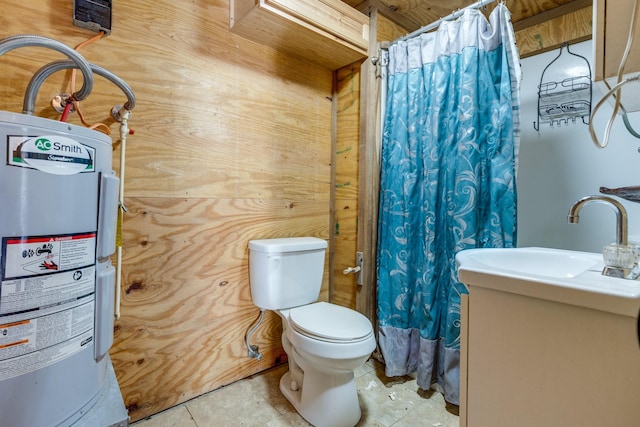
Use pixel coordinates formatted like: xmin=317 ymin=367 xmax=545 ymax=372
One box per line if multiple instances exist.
xmin=248 ymin=237 xmax=327 ymax=310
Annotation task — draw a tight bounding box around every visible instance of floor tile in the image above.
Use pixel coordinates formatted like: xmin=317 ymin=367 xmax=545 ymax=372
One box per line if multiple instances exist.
xmin=389 ymin=390 xmax=459 ymax=427
xmin=356 ymin=369 xmax=423 ymax=427
xmin=186 ymin=379 xmax=283 ymax=427
xmin=245 ymin=364 xmax=294 ymax=416
xmin=131 ymin=359 xmax=459 ymax=427
xmin=265 ymin=411 xmax=313 ymax=427
xmin=132 ymin=405 xmax=197 ymax=427
xmin=354 ymin=358 xmax=377 ymax=378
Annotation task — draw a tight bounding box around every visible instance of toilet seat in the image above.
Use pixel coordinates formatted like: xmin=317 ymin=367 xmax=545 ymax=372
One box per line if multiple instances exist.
xmin=288 ymin=302 xmax=373 ymax=343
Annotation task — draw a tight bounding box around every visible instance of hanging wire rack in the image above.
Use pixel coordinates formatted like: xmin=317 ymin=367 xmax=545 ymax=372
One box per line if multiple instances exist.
xmin=534 ymin=43 xmax=592 ymax=130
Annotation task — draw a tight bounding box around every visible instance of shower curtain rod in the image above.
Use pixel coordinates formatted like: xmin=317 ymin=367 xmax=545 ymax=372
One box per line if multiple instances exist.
xmin=394 ymin=0 xmax=498 ymax=43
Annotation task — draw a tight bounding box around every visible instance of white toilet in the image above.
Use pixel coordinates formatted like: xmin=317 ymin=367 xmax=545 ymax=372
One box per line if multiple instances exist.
xmin=248 ymin=237 xmax=376 ymax=427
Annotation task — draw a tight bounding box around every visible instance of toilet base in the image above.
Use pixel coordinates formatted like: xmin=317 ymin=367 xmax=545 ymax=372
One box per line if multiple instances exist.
xmin=279 ymin=369 xmax=362 ymax=427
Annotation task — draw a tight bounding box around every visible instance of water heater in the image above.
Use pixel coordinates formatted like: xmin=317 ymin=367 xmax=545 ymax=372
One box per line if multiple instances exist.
xmin=0 ymin=110 xmax=121 ymax=426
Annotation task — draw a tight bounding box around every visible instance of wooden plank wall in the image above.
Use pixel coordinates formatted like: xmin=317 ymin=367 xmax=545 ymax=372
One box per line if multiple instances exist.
xmin=378 ymin=14 xmax=410 ymax=42
xmin=1 ymin=0 xmax=333 ymax=422
xmin=333 ymin=63 xmax=361 ymax=309
xmin=516 ymin=7 xmax=592 ymax=57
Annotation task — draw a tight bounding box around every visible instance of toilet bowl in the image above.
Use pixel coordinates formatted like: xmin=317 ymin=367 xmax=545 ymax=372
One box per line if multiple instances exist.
xmin=248 ymin=238 xmax=376 ymax=427
xmin=277 ymin=302 xmax=375 ymax=427
xmin=278 ymin=302 xmax=375 ymax=427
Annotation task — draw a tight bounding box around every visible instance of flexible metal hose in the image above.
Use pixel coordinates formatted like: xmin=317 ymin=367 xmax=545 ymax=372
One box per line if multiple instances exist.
xmin=0 ymin=34 xmax=94 ymax=105
xmin=245 ymin=309 xmax=265 ymax=360
xmin=23 ymin=59 xmax=136 ymax=114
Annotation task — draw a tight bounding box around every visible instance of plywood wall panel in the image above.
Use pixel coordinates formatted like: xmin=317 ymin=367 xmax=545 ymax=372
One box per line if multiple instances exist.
xmin=331 ymin=13 xmax=407 ymax=312
xmin=333 ymin=62 xmax=362 ymax=309
xmin=123 ymin=104 xmax=333 ymax=200
xmin=515 ymin=7 xmax=593 ymax=58
xmin=377 ymin=14 xmax=411 ymax=43
xmin=335 ymin=65 xmax=361 ymax=201
xmin=120 ymin=197 xmax=330 ymax=260
xmin=114 ymin=195 xmax=330 ymax=418
xmin=332 ymin=199 xmax=359 ymax=307
xmin=3 ymin=0 xmax=334 ymax=422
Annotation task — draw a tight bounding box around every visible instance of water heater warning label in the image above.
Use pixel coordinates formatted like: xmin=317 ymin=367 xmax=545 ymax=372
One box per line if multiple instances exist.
xmin=2 ymin=232 xmax=96 ymax=280
xmin=0 ymin=232 xmax=96 ymax=380
xmin=0 ymin=297 xmax=94 ymax=382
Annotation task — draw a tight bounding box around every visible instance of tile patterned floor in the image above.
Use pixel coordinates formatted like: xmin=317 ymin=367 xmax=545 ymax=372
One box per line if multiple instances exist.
xmin=132 ymin=358 xmax=459 ymax=427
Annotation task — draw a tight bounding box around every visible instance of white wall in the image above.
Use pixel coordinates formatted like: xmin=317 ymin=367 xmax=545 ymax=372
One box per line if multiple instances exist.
xmin=517 ymin=40 xmax=640 ymax=253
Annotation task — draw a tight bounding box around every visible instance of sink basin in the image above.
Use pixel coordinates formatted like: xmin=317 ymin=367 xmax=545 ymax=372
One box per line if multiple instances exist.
xmin=456 ymin=247 xmax=640 ymax=316
xmin=466 ymin=247 xmax=601 ymax=278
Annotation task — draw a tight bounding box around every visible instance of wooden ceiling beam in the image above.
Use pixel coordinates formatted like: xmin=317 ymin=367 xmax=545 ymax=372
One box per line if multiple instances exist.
xmin=512 ymin=0 xmax=592 ymax=32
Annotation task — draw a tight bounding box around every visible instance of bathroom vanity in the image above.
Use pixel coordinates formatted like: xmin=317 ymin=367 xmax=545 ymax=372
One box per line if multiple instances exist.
xmin=456 ymin=247 xmax=640 ymax=427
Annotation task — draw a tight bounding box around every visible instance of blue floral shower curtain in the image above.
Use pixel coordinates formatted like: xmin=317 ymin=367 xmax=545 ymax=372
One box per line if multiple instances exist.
xmin=376 ymin=4 xmax=521 ymax=405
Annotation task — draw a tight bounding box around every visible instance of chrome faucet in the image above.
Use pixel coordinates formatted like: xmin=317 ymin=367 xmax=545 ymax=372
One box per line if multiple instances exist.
xmin=567 ymin=195 xmax=640 ymax=279
xmin=567 ymin=195 xmax=628 ymax=246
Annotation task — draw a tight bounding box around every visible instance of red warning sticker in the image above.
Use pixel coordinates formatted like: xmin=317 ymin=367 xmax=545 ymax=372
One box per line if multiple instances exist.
xmin=2 ymin=232 xmax=96 ymax=280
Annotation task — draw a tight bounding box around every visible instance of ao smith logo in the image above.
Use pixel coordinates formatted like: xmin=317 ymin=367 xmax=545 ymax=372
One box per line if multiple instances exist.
xmin=14 ymin=135 xmax=94 ymax=175
xmin=34 ymin=137 xmax=83 ymax=154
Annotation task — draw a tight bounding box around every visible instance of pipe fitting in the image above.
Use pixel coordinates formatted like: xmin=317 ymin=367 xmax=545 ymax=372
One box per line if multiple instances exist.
xmin=23 ymin=59 xmax=135 ymax=115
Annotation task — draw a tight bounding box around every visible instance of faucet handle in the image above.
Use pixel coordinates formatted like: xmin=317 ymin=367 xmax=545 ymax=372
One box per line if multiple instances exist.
xmin=602 ymin=243 xmax=640 ymax=279
xmin=603 ymin=243 xmax=639 ymax=269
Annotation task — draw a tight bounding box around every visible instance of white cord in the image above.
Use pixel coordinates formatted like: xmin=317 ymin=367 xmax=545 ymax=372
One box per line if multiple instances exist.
xmin=590 ymin=0 xmax=640 ymax=148
xmin=590 ymin=76 xmax=640 ymax=148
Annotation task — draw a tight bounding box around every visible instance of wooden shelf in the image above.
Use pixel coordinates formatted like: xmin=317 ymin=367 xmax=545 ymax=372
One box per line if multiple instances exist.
xmin=230 ymin=0 xmax=369 ymax=70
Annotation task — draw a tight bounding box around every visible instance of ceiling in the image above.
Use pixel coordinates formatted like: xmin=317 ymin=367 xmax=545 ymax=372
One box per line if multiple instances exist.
xmin=343 ymin=0 xmax=592 ymax=35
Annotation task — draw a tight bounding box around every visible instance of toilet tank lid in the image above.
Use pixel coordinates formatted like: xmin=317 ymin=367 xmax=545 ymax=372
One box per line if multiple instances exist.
xmin=249 ymin=237 xmax=327 ymax=253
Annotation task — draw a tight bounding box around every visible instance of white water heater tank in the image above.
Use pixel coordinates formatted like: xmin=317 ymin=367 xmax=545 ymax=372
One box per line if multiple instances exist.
xmin=0 ymin=110 xmax=120 ymax=426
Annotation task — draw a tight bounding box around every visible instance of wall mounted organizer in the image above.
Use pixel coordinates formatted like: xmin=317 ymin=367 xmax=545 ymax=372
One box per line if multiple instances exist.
xmin=534 ymin=43 xmax=592 ymax=131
